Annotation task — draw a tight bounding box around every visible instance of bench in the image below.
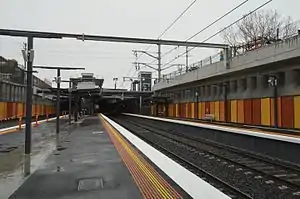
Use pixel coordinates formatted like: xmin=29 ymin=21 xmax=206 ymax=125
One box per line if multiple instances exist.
xmin=203 ymin=114 xmax=215 ymax=122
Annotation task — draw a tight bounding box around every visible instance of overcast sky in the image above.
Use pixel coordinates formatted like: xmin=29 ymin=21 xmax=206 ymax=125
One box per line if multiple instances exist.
xmin=1 ymin=0 xmax=299 ymax=88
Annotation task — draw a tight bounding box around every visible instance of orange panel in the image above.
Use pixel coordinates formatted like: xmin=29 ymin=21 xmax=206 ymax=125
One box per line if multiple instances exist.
xmin=252 ymin=99 xmax=261 ymax=125
xmin=214 ymin=101 xmax=220 ymax=121
xmin=219 ymin=101 xmax=225 ymax=121
xmin=14 ymin=103 xmax=17 ymax=118
xmin=201 ymin=102 xmax=206 ymax=118
xmin=281 ymin=96 xmax=294 ymax=128
xmin=3 ymin=102 xmax=7 ymax=120
xmin=185 ymin=103 xmax=189 ymax=118
xmin=175 ymin=104 xmax=179 ymax=117
xmin=205 ymin=102 xmax=210 ymax=114
xmin=179 ymin=103 xmax=183 ymax=118
xmin=197 ymin=102 xmax=201 ymax=119
xmin=261 ymin=98 xmax=271 ymax=126
xmin=237 ymin=100 xmax=244 ymax=123
xmin=17 ymin=103 xmax=23 ymax=118
xmin=0 ymin=102 xmax=5 ymax=120
xmin=23 ymin=103 xmax=26 ymax=117
xmin=188 ymin=103 xmax=192 ymax=118
xmin=226 ymin=101 xmax=231 ymax=122
xmin=7 ymin=102 xmax=13 ymax=119
xmin=210 ymin=102 xmax=215 ymax=115
xmin=244 ymin=99 xmax=252 ymax=124
xmin=294 ymin=96 xmax=300 ymax=129
xmin=230 ymin=100 xmax=237 ymax=123
xmin=193 ymin=102 xmax=197 ymax=119
xmin=180 ymin=103 xmax=184 ymax=118
xmin=173 ymin=104 xmax=176 ymax=117
xmin=191 ymin=103 xmax=195 ymax=119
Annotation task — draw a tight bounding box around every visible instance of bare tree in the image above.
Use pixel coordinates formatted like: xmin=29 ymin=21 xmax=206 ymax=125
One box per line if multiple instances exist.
xmin=222 ymin=10 xmax=298 ymax=51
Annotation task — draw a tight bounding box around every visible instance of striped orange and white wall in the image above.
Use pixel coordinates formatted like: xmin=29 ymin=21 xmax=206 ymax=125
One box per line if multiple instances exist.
xmin=0 ymin=102 xmax=55 ymax=121
xmin=151 ymin=96 xmax=300 ymax=129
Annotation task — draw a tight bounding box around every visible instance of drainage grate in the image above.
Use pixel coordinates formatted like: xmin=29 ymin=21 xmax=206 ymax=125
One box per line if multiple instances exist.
xmin=77 ymin=178 xmax=104 ymax=191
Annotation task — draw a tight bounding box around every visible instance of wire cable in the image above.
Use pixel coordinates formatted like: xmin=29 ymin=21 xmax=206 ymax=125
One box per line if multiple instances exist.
xmin=161 ymin=0 xmax=249 ymax=60
xmin=147 ymin=0 xmax=249 ymax=66
xmin=162 ymin=0 xmax=273 ymax=68
xmin=135 ymin=0 xmax=197 ymax=61
xmin=122 ymin=0 xmax=197 ymax=88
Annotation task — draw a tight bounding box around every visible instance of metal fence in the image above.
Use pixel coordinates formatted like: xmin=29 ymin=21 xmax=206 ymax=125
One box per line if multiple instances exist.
xmin=160 ymin=21 xmax=300 ymax=84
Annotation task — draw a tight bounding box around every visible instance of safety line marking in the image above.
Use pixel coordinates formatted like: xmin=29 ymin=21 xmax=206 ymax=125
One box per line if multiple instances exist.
xmin=100 ymin=115 xmax=183 ymax=199
xmin=0 ymin=116 xmax=66 ymax=135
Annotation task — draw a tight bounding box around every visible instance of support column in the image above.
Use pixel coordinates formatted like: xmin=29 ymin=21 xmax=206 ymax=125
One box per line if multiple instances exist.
xmin=68 ymin=81 xmax=72 ymax=125
xmin=74 ymin=94 xmax=79 ymax=122
xmin=56 ymin=69 xmax=61 ymax=149
xmin=158 ymin=44 xmax=161 ymax=82
xmin=186 ymin=46 xmax=189 ymax=72
xmin=24 ymin=36 xmax=33 ymax=176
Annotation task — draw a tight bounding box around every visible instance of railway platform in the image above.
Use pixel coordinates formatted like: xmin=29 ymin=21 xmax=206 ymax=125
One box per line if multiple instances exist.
xmin=6 ymin=115 xmax=229 ymax=199
xmin=125 ymin=113 xmax=300 ymax=165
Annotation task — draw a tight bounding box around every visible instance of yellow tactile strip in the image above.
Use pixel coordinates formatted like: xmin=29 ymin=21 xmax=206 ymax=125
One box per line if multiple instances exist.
xmin=100 ymin=115 xmax=183 ymax=199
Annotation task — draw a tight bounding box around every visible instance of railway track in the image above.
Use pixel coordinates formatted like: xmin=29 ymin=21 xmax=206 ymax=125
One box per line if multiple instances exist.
xmin=113 ymin=116 xmax=300 ymax=199
xmin=113 ymin=117 xmax=252 ymax=199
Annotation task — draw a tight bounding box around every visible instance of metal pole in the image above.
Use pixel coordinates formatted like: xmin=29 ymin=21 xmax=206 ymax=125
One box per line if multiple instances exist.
xmin=68 ymin=81 xmax=72 ymax=125
xmin=158 ymin=44 xmax=161 ymax=82
xmin=24 ymin=36 xmax=33 ymax=176
xmin=186 ymin=46 xmax=189 ymax=72
xmin=56 ymin=69 xmax=61 ymax=149
xmin=75 ymin=94 xmax=78 ymax=122
xmin=273 ymin=79 xmax=278 ymax=128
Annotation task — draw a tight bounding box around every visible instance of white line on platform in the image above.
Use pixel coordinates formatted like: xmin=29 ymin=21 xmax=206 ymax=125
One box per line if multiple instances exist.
xmin=101 ymin=114 xmax=231 ymax=199
xmin=0 ymin=116 xmax=66 ymax=133
xmin=124 ymin=113 xmax=300 ymax=144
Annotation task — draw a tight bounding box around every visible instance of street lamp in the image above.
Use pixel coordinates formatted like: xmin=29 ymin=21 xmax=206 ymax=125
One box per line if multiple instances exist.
xmin=268 ymin=75 xmax=278 ymax=128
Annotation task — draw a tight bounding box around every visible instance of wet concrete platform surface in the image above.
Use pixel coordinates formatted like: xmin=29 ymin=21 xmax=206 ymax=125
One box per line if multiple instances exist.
xmin=8 ymin=116 xmax=142 ymax=199
xmin=0 ymin=118 xmax=72 ymax=199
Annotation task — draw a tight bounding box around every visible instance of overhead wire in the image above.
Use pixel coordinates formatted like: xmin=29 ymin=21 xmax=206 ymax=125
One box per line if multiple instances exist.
xmin=147 ymin=0 xmax=249 ymax=66
xmin=136 ymin=0 xmax=197 ymax=61
xmin=121 ymin=0 xmax=197 ymax=88
xmin=162 ymin=0 xmax=273 ymax=68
